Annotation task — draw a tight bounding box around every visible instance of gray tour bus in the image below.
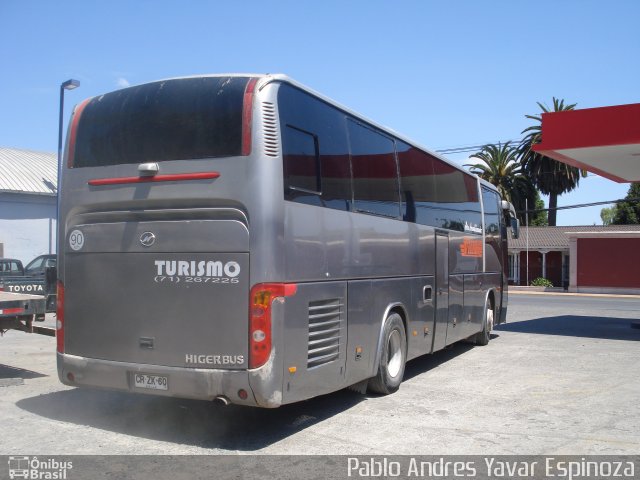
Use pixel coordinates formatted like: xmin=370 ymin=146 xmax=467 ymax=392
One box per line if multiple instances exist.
xmin=57 ymin=74 xmax=519 ymax=407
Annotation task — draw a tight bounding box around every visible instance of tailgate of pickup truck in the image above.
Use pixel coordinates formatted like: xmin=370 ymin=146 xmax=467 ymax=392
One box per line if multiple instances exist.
xmin=0 ymin=291 xmax=46 ymax=316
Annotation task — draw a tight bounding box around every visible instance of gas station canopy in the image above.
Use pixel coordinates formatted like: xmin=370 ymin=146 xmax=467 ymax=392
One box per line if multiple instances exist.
xmin=533 ymin=102 xmax=640 ymax=183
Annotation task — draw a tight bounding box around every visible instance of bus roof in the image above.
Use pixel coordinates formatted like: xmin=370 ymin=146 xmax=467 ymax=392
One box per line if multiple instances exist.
xmin=71 ymin=73 xmax=491 ymax=193
xmin=261 ymin=74 xmax=483 ymax=186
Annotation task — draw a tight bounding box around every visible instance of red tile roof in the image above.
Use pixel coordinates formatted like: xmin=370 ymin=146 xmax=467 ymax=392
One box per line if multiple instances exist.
xmin=508 ymin=225 xmax=640 ymax=250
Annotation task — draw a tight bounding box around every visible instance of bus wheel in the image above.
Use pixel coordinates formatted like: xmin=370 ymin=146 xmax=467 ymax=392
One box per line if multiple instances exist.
xmin=475 ymin=300 xmax=494 ymax=346
xmin=369 ymin=313 xmax=407 ymax=395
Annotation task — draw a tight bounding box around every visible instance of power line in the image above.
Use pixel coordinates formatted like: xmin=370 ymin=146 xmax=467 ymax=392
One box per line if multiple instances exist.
xmin=517 ymin=197 xmax=640 ymax=214
xmin=438 ymin=140 xmax=600 ymax=178
xmin=435 ymin=139 xmax=518 ymax=155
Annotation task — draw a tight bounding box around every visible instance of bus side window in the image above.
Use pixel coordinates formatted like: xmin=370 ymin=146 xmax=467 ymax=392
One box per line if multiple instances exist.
xmin=431 ymin=159 xmax=482 ymax=232
xmin=283 ymin=125 xmax=321 ymax=200
xmin=397 ymin=141 xmax=436 ymax=225
xmin=347 ymin=119 xmax=400 ymax=218
xmin=481 ymin=188 xmax=500 ymax=235
xmin=278 ymin=84 xmax=351 ymax=211
xmin=398 ymin=141 xmax=482 ymax=233
xmin=482 ymin=188 xmax=502 ymax=266
xmin=318 ymin=118 xmax=351 ymax=211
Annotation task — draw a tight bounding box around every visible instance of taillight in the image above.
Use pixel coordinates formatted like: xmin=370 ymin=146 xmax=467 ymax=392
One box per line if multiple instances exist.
xmin=56 ymin=280 xmax=64 ymax=353
xmin=249 ymin=283 xmax=297 ymax=369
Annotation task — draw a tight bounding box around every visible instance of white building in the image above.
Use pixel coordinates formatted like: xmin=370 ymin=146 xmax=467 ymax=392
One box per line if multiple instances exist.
xmin=0 ymin=147 xmax=57 ymax=263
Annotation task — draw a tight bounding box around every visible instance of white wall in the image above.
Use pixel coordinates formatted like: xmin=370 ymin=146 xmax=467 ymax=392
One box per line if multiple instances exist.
xmin=0 ymin=193 xmax=56 ymax=264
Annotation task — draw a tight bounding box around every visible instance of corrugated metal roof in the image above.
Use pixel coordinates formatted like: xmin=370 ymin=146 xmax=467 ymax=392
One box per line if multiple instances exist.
xmin=509 ymin=225 xmax=640 ymax=250
xmin=0 ymin=147 xmax=57 ymax=196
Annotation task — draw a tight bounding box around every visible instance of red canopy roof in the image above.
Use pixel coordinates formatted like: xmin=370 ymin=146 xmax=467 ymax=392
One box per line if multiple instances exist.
xmin=532 ymin=102 xmax=640 ymax=183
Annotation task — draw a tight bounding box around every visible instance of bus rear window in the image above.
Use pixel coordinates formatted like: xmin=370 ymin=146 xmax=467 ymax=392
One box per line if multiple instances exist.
xmin=71 ymin=77 xmax=250 ymax=168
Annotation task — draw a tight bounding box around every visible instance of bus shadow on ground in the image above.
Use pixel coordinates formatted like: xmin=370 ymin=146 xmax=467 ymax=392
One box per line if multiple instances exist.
xmin=403 ymin=341 xmax=476 ymax=382
xmin=0 ymin=363 xmax=48 ymax=379
xmin=16 ymin=341 xmax=477 ymax=451
xmin=495 ymin=315 xmax=640 ymax=342
xmin=17 ymin=384 xmax=364 ymax=451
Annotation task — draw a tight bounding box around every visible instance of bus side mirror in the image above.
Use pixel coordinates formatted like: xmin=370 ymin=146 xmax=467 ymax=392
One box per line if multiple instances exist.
xmin=501 ymin=200 xmax=519 ymax=239
xmin=510 ymin=217 xmax=520 ymax=239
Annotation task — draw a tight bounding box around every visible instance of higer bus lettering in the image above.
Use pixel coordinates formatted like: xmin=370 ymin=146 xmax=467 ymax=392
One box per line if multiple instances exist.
xmin=154 ymin=260 xmax=241 ymax=278
xmin=185 ymin=354 xmax=244 ymax=365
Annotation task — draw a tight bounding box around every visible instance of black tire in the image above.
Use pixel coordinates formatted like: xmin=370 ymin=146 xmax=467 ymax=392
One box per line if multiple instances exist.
xmin=474 ymin=300 xmax=494 ymax=346
xmin=368 ymin=313 xmax=407 ymax=395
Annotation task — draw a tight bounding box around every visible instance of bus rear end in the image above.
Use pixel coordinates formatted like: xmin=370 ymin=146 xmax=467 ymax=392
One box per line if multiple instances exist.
xmin=57 ymin=75 xmax=284 ymax=407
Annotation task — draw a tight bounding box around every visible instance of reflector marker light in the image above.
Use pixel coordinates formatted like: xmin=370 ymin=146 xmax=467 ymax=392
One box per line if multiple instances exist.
xmin=0 ymin=307 xmax=24 ymax=315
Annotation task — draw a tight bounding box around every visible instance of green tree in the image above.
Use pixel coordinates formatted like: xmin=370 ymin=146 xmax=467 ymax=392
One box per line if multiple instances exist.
xmin=515 ymin=191 xmax=548 ymax=226
xmin=600 ymin=207 xmax=615 ymax=226
xmin=465 ymin=142 xmax=536 ymax=225
xmin=517 ymin=98 xmax=586 ymax=226
xmin=530 ymin=194 xmax=549 ymax=226
xmin=612 ymin=183 xmax=640 ymax=224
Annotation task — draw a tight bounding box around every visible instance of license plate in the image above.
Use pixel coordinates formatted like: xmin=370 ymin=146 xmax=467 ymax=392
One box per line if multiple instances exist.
xmin=133 ymin=373 xmax=168 ymax=390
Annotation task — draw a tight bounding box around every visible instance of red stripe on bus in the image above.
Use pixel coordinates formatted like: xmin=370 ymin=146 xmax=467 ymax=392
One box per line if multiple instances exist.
xmin=67 ymin=98 xmax=91 ymax=168
xmin=88 ymin=172 xmax=220 ymax=186
xmin=241 ymin=78 xmax=258 ymax=156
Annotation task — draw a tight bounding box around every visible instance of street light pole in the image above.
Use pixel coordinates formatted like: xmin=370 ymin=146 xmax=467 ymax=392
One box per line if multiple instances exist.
xmin=526 ymin=198 xmax=529 ymax=286
xmin=56 ymin=79 xmax=80 ymax=253
xmin=57 ymin=79 xmax=80 ymax=182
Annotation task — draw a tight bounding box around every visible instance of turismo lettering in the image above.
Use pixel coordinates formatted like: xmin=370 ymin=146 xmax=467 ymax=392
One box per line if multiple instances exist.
xmin=154 ymin=260 xmax=240 ymax=278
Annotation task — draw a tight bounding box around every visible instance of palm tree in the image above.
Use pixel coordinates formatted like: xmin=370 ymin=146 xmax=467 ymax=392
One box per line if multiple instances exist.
xmin=466 ymin=142 xmax=520 ymax=200
xmin=465 ymin=142 xmax=536 ymax=224
xmin=517 ymin=97 xmax=585 ymax=226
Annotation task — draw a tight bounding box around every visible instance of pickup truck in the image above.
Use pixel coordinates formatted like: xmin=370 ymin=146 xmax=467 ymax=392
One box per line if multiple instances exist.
xmin=0 ymin=290 xmax=51 ymax=336
xmin=0 ymin=256 xmax=56 ymax=312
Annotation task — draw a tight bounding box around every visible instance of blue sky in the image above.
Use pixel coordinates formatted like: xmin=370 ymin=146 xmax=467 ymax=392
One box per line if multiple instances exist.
xmin=1 ymin=0 xmax=638 ymax=225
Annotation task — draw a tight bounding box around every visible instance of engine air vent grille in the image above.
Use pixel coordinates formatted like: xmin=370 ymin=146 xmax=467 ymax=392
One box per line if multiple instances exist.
xmin=262 ymin=102 xmax=279 ymax=157
xmin=307 ymin=298 xmax=343 ymax=368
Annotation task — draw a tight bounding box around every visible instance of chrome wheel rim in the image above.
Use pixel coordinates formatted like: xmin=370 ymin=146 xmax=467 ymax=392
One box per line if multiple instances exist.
xmin=387 ymin=329 xmax=402 ymax=378
xmin=487 ymin=307 xmax=494 ymax=332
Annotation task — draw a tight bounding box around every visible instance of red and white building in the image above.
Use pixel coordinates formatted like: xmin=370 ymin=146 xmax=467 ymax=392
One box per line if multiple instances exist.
xmin=509 ymin=225 xmax=640 ymax=294
xmin=519 ymin=102 xmax=640 ymax=294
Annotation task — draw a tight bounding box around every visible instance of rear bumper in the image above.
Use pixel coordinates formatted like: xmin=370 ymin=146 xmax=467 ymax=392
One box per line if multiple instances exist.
xmin=57 ymin=353 xmax=269 ymax=407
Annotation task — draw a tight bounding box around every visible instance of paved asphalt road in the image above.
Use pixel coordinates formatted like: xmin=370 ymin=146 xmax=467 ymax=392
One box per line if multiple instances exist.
xmin=0 ymin=293 xmax=638 ymax=456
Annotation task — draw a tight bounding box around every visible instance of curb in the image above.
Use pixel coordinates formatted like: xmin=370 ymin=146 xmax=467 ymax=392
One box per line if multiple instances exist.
xmin=509 ymin=290 xmax=640 ymax=299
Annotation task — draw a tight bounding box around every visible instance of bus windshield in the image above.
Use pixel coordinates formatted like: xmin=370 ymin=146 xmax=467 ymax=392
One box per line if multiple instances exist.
xmin=71 ymin=76 xmax=250 ymax=168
